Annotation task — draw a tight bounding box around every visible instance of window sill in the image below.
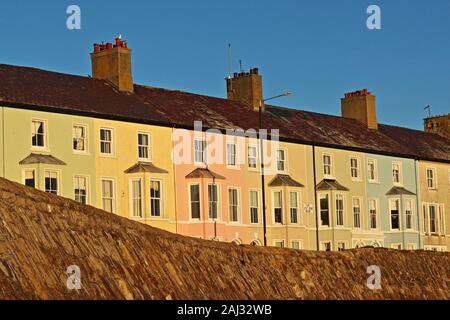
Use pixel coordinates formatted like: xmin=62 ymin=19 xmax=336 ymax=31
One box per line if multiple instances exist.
xmin=194 ymin=162 xmax=207 ymax=168
xmin=31 ymin=147 xmax=50 ymax=154
xmin=73 ymin=151 xmax=90 ymax=156
xmin=100 ymin=153 xmax=116 ymax=158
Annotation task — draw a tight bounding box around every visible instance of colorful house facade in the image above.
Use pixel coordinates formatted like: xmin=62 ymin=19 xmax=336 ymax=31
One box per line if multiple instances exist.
xmin=0 ymin=37 xmax=448 ymax=251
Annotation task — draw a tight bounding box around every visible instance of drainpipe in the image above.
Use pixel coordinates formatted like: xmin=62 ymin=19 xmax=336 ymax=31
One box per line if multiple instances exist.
xmin=400 ymin=194 xmax=406 ymax=249
xmin=331 ymin=189 xmax=335 ymax=251
xmin=284 ymin=185 xmax=289 ymax=247
xmin=201 ymin=176 xmax=206 ymax=239
xmin=312 ymin=145 xmax=320 ymax=251
xmin=259 ymin=106 xmax=268 ymax=247
xmin=414 ymin=159 xmax=421 ymax=249
xmin=170 ymin=126 xmax=179 ymax=235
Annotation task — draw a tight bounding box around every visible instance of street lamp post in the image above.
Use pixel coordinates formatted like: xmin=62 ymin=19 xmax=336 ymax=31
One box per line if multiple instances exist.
xmin=259 ymin=92 xmax=292 ymax=247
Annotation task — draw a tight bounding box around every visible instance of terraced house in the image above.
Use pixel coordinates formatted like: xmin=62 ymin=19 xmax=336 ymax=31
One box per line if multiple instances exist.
xmin=0 ymin=37 xmax=448 ymax=251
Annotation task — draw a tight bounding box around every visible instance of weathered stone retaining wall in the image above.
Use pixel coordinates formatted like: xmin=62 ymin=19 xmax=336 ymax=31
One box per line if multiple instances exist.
xmin=0 ymin=178 xmax=448 ymax=300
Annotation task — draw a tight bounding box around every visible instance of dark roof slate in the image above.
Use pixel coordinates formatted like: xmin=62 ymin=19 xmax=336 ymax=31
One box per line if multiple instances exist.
xmin=316 ymin=179 xmax=350 ymax=191
xmin=1 ymin=64 xmax=449 ymax=162
xmin=185 ymin=168 xmax=225 ymax=180
xmin=19 ymin=153 xmax=66 ymax=165
xmin=124 ymin=162 xmax=168 ymax=174
xmin=268 ymin=174 xmax=304 ymax=187
xmin=386 ymin=186 xmax=416 ymax=196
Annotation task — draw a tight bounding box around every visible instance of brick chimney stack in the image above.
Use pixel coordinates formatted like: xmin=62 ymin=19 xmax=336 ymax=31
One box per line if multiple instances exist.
xmin=226 ymin=68 xmax=264 ymax=111
xmin=424 ymin=114 xmax=450 ymax=140
xmin=341 ymin=89 xmax=378 ymax=129
xmin=90 ymin=36 xmax=134 ymax=93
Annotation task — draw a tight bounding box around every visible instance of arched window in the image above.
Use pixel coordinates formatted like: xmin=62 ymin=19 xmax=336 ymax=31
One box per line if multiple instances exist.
xmin=250 ymin=240 xmax=261 ymax=246
xmin=232 ymin=239 xmax=242 ymax=246
xmin=355 ymin=241 xmax=365 ymax=249
xmin=372 ymin=241 xmax=381 ymax=248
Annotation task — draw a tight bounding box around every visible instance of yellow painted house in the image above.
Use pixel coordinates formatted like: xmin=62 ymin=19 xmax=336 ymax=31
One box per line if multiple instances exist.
xmin=0 ymin=37 xmax=449 ymax=251
xmin=93 ymin=118 xmax=177 ymax=233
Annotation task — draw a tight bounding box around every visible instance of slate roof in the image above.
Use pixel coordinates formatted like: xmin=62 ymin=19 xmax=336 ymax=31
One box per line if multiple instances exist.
xmin=268 ymin=174 xmax=304 ymax=187
xmin=19 ymin=153 xmax=66 ymax=165
xmin=1 ymin=64 xmax=449 ymax=163
xmin=124 ymin=162 xmax=168 ymax=174
xmin=185 ymin=168 xmax=226 ymax=180
xmin=386 ymin=186 xmax=416 ymax=196
xmin=316 ymin=179 xmax=350 ymax=191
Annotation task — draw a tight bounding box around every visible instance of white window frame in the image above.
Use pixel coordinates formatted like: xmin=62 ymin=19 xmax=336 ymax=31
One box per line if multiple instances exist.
xmin=369 ymin=198 xmax=378 ymax=230
xmin=323 ymin=153 xmax=334 ymax=178
xmin=101 ymin=178 xmax=116 ymax=214
xmin=276 ymin=149 xmax=287 ymax=173
xmin=352 ymin=197 xmax=362 ymax=229
xmin=22 ymin=168 xmax=37 ymax=188
xmin=189 ymin=183 xmax=201 ymax=220
xmin=150 ymin=179 xmax=163 ymax=218
xmin=429 ymin=204 xmax=437 ymax=234
xmin=389 ymin=198 xmax=401 ymax=231
xmin=337 ymin=241 xmax=348 ymax=251
xmin=226 ymin=142 xmax=238 ymax=167
xmin=72 ymin=123 xmax=88 ymax=154
xmin=390 ymin=243 xmax=402 ymax=250
xmin=249 ymin=189 xmax=260 ymax=224
xmin=228 ymin=187 xmax=241 ymax=223
xmin=319 ymin=193 xmax=330 ymax=227
xmin=194 ymin=139 xmax=207 ymax=165
xmin=289 ymin=191 xmax=300 ymax=224
xmin=273 ymin=240 xmax=285 ymax=248
xmin=129 ymin=178 xmax=143 ymax=218
xmin=273 ymin=190 xmax=283 ymax=224
xmin=392 ymin=161 xmax=403 ymax=186
xmin=438 ymin=204 xmax=445 ymax=236
xmin=335 ymin=194 xmax=345 ymax=227
xmin=207 ymin=183 xmax=220 ymax=220
xmin=31 ymin=118 xmax=48 ymax=150
xmin=426 ymin=167 xmax=437 ymax=190
xmin=247 ymin=144 xmax=258 ymax=170
xmin=291 ymin=240 xmax=303 ymax=250
xmin=73 ymin=175 xmax=89 ymax=205
xmin=138 ymin=132 xmax=152 ymax=162
xmin=44 ymin=170 xmax=60 ymax=195
xmin=321 ymin=241 xmax=332 ymax=251
xmin=367 ymin=158 xmax=378 ymax=183
xmin=99 ymin=127 xmax=115 ymax=156
xmin=405 ymin=198 xmax=414 ymax=231
xmin=350 ymin=157 xmax=361 ymax=181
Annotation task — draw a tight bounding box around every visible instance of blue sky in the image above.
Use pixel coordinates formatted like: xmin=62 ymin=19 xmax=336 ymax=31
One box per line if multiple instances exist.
xmin=0 ymin=0 xmax=449 ymax=129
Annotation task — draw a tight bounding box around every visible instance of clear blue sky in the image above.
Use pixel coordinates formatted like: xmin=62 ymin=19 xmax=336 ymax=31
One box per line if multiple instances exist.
xmin=0 ymin=0 xmax=449 ymax=129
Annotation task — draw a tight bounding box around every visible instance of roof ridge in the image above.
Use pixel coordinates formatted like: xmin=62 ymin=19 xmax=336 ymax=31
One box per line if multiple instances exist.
xmin=0 ymin=63 xmax=100 ymax=82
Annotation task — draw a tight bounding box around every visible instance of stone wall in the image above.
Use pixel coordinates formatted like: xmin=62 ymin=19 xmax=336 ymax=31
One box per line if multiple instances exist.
xmin=0 ymin=178 xmax=449 ymax=300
